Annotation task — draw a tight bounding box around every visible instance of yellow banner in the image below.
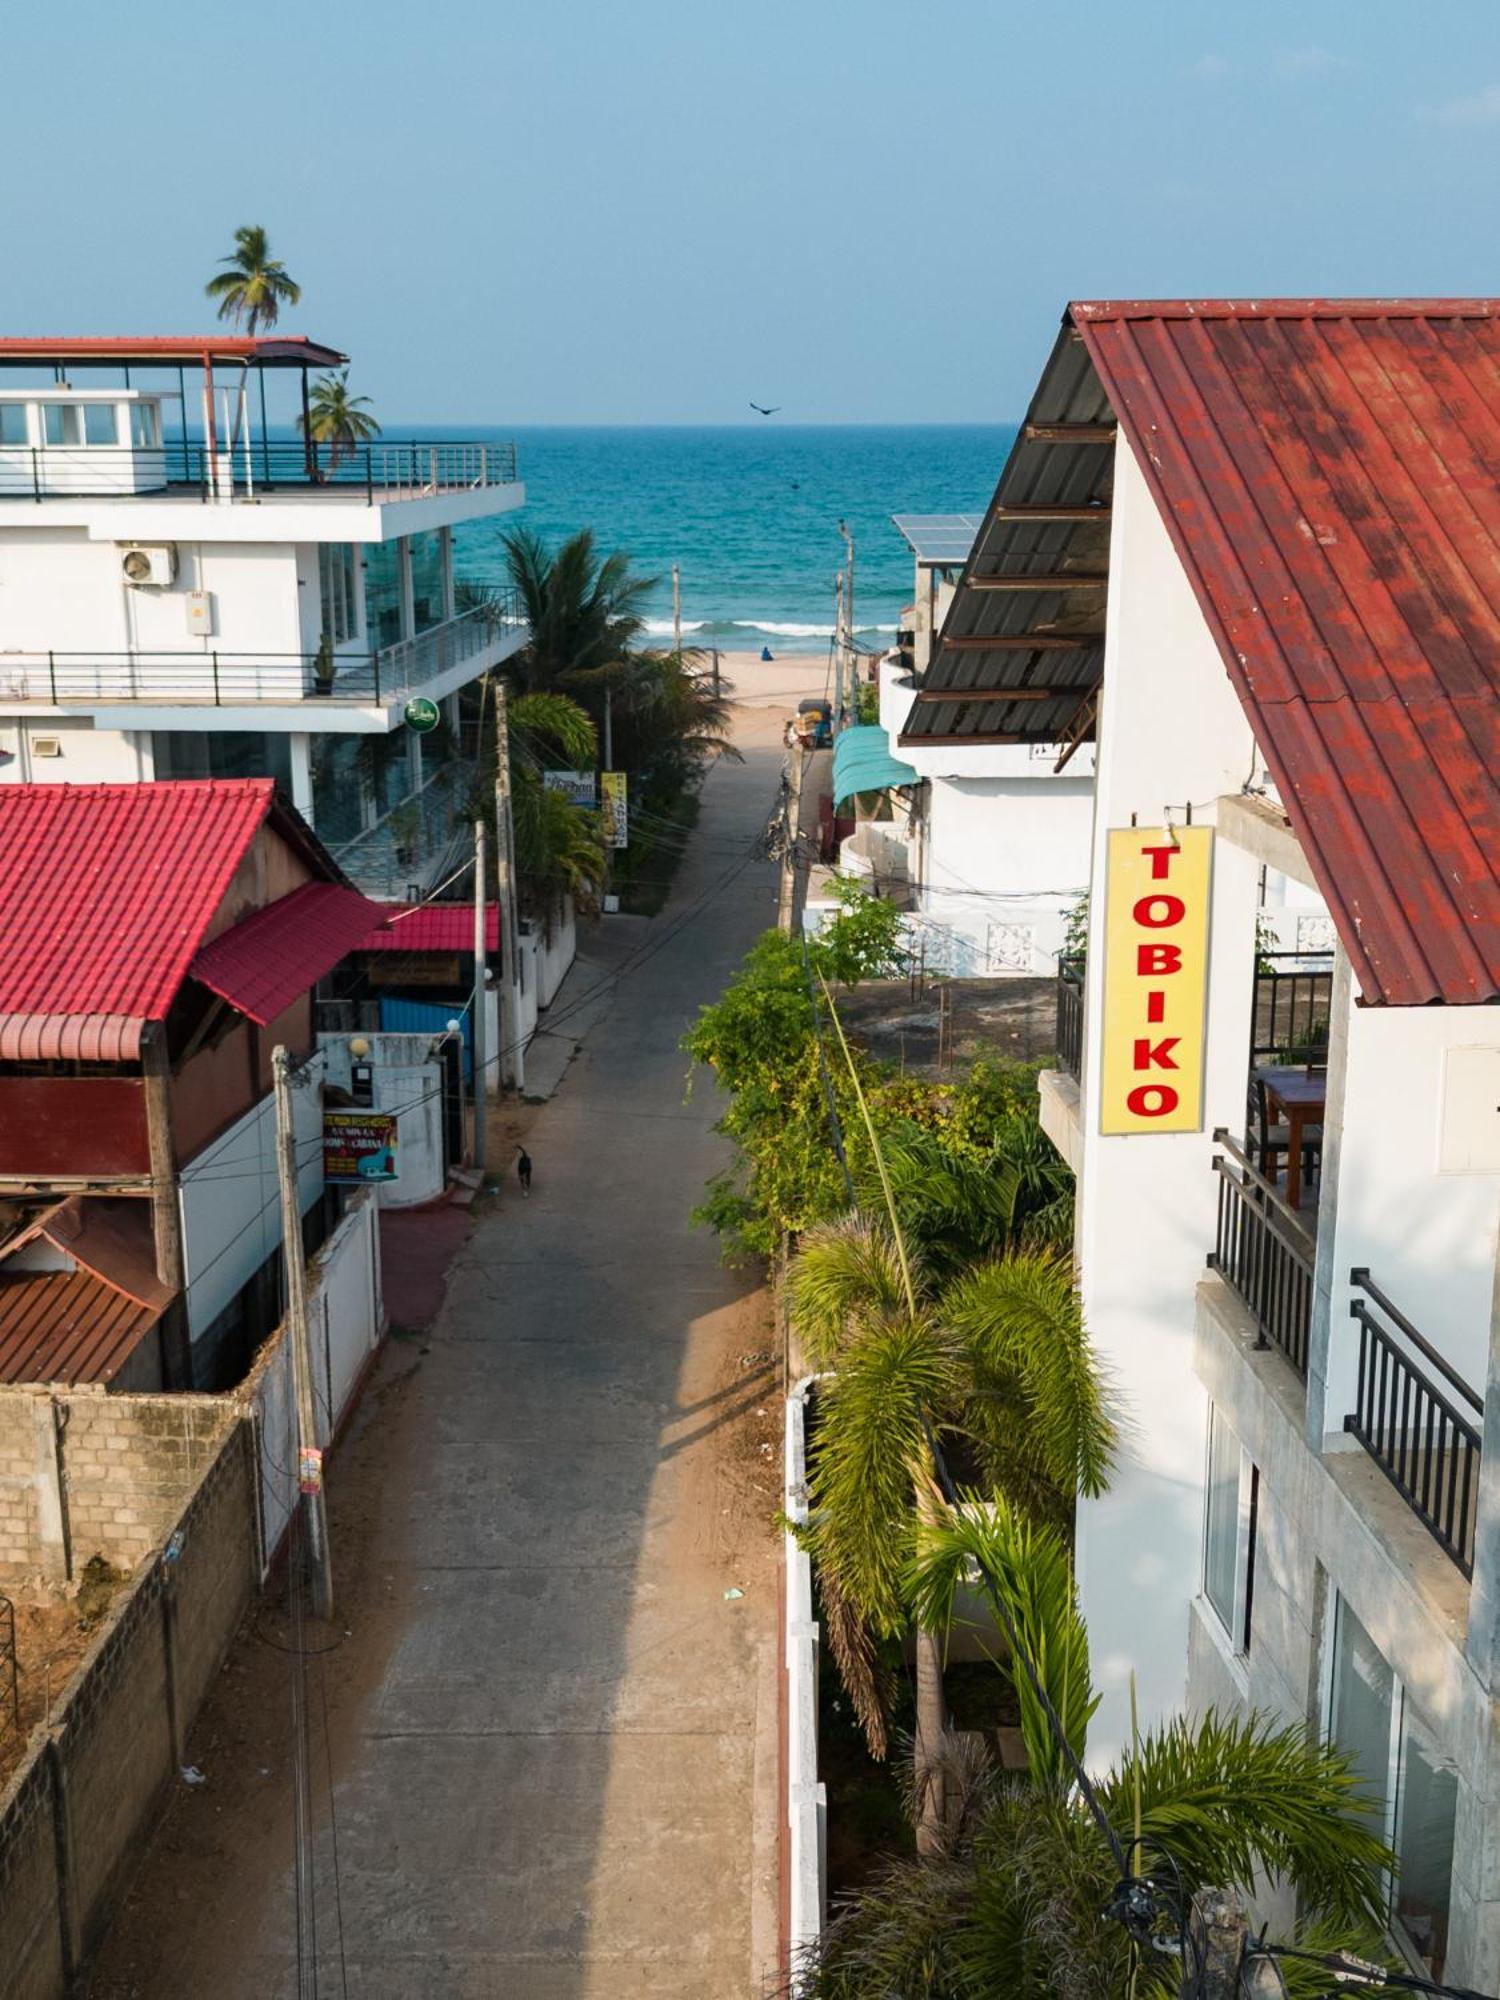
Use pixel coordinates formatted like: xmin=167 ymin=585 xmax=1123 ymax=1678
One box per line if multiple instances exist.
xmin=600 ymin=770 xmax=628 ymax=849
xmin=1099 ymin=826 xmax=1213 ymax=1134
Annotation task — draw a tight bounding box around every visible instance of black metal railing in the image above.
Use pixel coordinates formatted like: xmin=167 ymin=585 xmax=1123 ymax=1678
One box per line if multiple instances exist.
xmin=1208 ymin=1129 xmax=1315 ymax=1379
xmin=0 ymin=436 xmax=519 ymax=502
xmin=1056 ymin=955 xmax=1084 ymax=1078
xmin=1253 ymin=951 xmax=1334 ymax=1064
xmin=0 ymin=597 xmax=522 ymax=707
xmin=1346 ymin=1269 xmax=1483 ymax=1578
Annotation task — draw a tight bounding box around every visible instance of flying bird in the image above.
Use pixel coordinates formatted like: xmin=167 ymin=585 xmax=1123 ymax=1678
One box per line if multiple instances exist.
xmin=749 ymin=401 xmax=782 ymax=416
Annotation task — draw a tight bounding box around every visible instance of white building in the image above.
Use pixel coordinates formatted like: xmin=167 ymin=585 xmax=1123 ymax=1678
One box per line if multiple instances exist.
xmin=0 ymin=334 xmax=526 ymax=897
xmin=999 ymin=298 xmax=1500 ymax=1986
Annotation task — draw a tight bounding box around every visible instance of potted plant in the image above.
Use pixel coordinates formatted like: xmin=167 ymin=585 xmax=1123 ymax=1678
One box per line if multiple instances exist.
xmin=313 ymin=631 xmax=336 ymax=693
xmin=390 ymin=800 xmax=422 ymax=869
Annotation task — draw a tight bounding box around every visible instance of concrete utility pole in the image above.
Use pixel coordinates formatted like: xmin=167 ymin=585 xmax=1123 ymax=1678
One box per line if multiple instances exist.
xmin=492 ymin=677 xmax=525 ymax=1094
xmin=472 ymin=819 xmax=488 ymax=1172
xmin=271 ymin=1046 xmax=332 ymax=1622
xmin=834 ymin=572 xmax=846 ymax=725
xmin=1185 ymin=1886 xmax=1248 ymax=1996
xmin=672 ymin=562 xmax=682 ymax=657
xmin=140 ymin=1025 xmax=191 ymax=1390
xmin=778 ymin=746 xmax=806 ymax=934
xmin=839 ymin=519 xmax=856 ymax=719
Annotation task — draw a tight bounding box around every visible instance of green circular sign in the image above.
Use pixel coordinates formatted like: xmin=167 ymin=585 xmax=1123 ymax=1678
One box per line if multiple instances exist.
xmin=404 ymin=697 xmax=441 ymax=734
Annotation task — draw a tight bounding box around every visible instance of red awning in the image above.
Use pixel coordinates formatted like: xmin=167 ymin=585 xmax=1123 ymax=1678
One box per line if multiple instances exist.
xmin=355 ymin=902 xmax=500 ymax=954
xmin=190 ymin=882 xmax=390 ymax=1025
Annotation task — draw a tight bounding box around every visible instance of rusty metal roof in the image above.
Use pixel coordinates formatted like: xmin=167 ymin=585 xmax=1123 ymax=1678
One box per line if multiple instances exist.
xmin=1074 ymin=298 xmax=1500 ymax=1007
xmin=0 ymin=1196 xmax=169 ymax=1384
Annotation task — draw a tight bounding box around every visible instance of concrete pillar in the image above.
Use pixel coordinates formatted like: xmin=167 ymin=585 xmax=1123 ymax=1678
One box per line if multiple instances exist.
xmin=30 ymin=1395 xmax=69 ymax=1584
xmin=288 ymin=733 xmax=314 ymax=821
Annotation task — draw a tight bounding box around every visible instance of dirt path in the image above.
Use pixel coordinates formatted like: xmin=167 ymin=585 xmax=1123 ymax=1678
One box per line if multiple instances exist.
xmin=87 ymin=684 xmax=791 ymax=1999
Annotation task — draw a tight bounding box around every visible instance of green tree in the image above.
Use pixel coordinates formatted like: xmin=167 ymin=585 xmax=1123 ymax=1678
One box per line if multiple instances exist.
xmin=204 ymin=224 xmax=301 ymax=332
xmin=298 ymin=369 xmax=381 ymax=470
xmin=801 ymin=1502 xmax=1392 ymax=1999
xmin=501 ymin=526 xmax=656 ymax=697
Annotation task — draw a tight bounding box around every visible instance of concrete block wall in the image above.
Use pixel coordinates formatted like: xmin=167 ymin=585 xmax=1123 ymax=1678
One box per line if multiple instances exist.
xmin=0 ymin=1752 xmax=65 ymax=2000
xmin=0 ymin=1398 xmax=50 ymax=1581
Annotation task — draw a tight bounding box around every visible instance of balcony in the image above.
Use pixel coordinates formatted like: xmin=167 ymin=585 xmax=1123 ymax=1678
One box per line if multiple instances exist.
xmin=0 ymin=598 xmax=523 ymax=710
xmin=1346 ymin=1270 xmax=1482 ymax=1578
xmin=0 ymin=437 xmax=519 ymax=504
xmin=1055 ymin=953 xmax=1084 ymax=1078
xmin=1208 ymin=1129 xmax=1315 ymax=1379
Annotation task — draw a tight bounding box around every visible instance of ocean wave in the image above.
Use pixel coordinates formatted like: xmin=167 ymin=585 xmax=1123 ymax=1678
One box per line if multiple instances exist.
xmin=643 ymin=618 xmax=709 ymax=634
xmin=726 ymin=619 xmax=899 ymax=639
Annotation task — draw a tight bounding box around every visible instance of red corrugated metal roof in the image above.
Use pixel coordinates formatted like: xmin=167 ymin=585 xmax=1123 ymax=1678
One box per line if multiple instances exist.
xmin=0 ymin=335 xmax=348 ymax=368
xmin=1072 ymin=299 xmax=1500 ymax=1006
xmin=0 ymin=780 xmax=278 ymax=1060
xmin=190 ymin=881 xmax=390 ymax=1023
xmin=0 ymin=1271 xmax=158 ymax=1384
xmin=354 ymin=902 xmax=500 ymax=954
xmin=13 ymin=1195 xmax=173 ymax=1314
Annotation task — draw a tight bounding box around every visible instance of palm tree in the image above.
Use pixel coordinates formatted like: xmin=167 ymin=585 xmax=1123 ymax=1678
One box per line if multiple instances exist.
xmin=298 ymin=370 xmax=381 ymax=471
xmin=204 ymin=224 xmax=301 ymax=332
xmin=799 ymin=1502 xmax=1393 ymax=1999
xmin=503 ymin=526 xmax=657 ymax=697
xmin=459 ymin=684 xmax=605 ymax=918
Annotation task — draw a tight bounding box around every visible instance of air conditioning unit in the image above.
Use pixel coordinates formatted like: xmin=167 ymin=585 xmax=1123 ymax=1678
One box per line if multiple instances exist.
xmin=31 ymin=736 xmax=62 ymax=759
xmin=120 ymin=543 xmax=177 ymax=588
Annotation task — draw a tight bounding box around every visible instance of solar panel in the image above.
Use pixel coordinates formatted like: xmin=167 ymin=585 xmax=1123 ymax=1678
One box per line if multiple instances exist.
xmin=891 ymin=513 xmax=984 ymax=564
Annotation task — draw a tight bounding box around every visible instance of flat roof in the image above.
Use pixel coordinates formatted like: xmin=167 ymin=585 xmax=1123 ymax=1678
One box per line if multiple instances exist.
xmin=892 ymin=514 xmax=984 ymax=565
xmin=0 ymin=335 xmax=349 ymax=369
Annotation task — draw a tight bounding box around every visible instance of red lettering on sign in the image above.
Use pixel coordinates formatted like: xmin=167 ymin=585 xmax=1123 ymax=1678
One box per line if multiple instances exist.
xmin=1127 ymin=1083 xmax=1180 ymax=1117
xmin=1137 ymin=944 xmax=1182 ymax=976
xmin=1145 ymin=991 xmax=1166 ymax=1024
xmin=1133 ymin=893 xmax=1186 ymax=928
xmin=1140 ymin=844 xmax=1179 ymax=880
xmin=1133 ymin=1036 xmax=1181 ymax=1071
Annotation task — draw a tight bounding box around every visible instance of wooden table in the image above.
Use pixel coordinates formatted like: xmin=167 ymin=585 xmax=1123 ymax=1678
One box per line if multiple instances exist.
xmin=1253 ymin=1065 xmax=1327 ymax=1211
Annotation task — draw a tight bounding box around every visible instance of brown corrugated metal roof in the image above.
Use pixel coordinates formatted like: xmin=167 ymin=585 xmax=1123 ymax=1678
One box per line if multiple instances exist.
xmin=0 ymin=1196 xmax=168 ymax=1383
xmin=1073 ymin=298 xmax=1500 ymax=1007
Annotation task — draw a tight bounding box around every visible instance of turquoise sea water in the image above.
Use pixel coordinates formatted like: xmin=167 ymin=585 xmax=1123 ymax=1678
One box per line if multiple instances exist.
xmin=446 ymin=425 xmax=1017 ymax=655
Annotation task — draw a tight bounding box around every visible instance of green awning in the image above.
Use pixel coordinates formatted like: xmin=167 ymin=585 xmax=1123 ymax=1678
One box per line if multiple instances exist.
xmin=831 ymin=725 xmax=918 ymax=809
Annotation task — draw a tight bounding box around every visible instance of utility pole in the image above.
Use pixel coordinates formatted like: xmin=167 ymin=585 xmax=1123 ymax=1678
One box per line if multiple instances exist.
xmin=672 ymin=562 xmax=682 ymax=657
xmin=711 ymin=647 xmax=721 ymax=699
xmin=603 ymin=687 xmax=613 ymax=770
xmin=471 ymin=819 xmax=488 ymax=1172
xmin=834 ymin=572 xmax=846 ymax=726
xmin=492 ymin=677 xmax=524 ymax=1093
xmin=140 ymin=1025 xmax=191 ymax=1390
xmin=271 ymin=1047 xmax=332 ymax=1622
xmin=778 ymin=745 xmax=805 ymax=934
xmin=839 ymin=519 xmax=856 ymax=721
xmin=1185 ymin=1886 xmax=1247 ymax=1997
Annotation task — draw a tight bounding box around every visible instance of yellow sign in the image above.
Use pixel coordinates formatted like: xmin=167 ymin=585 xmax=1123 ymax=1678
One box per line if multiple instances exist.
xmin=1099 ymin=826 xmax=1213 ymax=1134
xmin=600 ymin=770 xmax=628 ymax=849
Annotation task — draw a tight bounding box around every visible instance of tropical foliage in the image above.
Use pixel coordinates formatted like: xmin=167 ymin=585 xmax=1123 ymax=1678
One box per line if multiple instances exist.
xmin=298 ymin=369 xmax=381 ymax=468
xmin=204 ymin=224 xmax=301 ymax=332
xmin=799 ymin=1502 xmax=1393 ymax=1999
xmin=460 ymin=683 xmax=605 ymax=918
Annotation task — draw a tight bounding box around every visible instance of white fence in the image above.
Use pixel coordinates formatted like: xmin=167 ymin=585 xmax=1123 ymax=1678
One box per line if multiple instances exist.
xmin=784 ymin=1379 xmax=827 ymax=1974
xmin=250 ymin=1188 xmax=384 ymax=1569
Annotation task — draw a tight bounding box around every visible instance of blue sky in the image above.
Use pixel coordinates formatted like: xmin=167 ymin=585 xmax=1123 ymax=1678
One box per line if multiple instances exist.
xmin=8 ymin=0 xmax=1500 ymax=423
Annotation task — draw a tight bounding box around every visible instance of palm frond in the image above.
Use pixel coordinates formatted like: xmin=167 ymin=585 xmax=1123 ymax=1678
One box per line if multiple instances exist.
xmin=787 ymin=1215 xmax=915 ymax=1369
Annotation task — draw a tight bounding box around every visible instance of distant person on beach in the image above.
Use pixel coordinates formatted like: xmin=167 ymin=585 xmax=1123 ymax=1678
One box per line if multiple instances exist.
xmin=761 ymin=644 xmax=774 ymax=661
xmin=516 ymin=1147 xmax=532 ymax=1196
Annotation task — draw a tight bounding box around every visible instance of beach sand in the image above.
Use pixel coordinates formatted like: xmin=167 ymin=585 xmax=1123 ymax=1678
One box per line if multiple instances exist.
xmin=708 ymin=646 xmax=845 ymax=712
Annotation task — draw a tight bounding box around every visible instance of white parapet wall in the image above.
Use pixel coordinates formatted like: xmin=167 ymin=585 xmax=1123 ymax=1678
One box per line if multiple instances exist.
xmin=784 ymin=1378 xmax=827 ymax=1979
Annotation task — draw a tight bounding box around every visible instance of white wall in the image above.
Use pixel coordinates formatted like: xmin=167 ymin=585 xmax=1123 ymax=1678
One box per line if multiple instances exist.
xmin=319 ymin=1033 xmax=446 ymax=1208
xmin=180 ymin=1058 xmax=325 ymax=1345
xmin=0 ymin=715 xmax=151 ymax=783
xmin=920 ymin=772 xmax=1093 ymax=974
xmin=537 ymin=897 xmax=577 ymax=1010
xmin=1073 ymin=434 xmax=1265 ymax=1765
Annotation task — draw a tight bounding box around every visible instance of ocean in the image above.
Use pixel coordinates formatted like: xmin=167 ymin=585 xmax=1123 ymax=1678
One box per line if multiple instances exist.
xmin=446 ymin=425 xmax=1017 ymax=655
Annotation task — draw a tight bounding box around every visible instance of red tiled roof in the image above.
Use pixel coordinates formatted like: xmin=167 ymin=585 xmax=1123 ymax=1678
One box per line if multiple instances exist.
xmin=190 ymin=881 xmax=389 ymax=1024
xmin=354 ymin=902 xmax=500 ymax=954
xmin=1072 ymin=298 xmax=1500 ymax=1007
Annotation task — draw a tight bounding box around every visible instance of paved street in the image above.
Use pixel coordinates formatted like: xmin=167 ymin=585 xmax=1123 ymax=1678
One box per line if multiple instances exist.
xmin=88 ymin=667 xmax=807 ymax=1999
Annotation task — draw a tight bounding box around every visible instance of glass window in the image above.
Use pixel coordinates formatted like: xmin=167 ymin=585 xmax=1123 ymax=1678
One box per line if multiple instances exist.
xmin=43 ymin=404 xmax=83 ymax=446
xmin=1330 ymin=1599 xmax=1395 ymax=1817
xmin=1203 ymin=1407 xmax=1243 ymax=1637
xmin=371 ymin=726 xmax=412 ymax=818
xmin=153 ymin=730 xmax=291 ymax=790
xmin=1395 ymin=1711 xmax=1457 ymax=1971
xmin=83 ymin=405 xmax=118 ymax=446
xmin=311 ymin=737 xmax=367 ymax=847
xmin=318 ymin=543 xmax=357 ymax=645
xmin=409 ymin=529 xmax=448 ymax=633
xmin=0 ymin=405 xmax=27 ymax=446
xmin=130 ymin=403 xmax=161 ymax=449
xmin=364 ymin=541 xmax=405 ymax=650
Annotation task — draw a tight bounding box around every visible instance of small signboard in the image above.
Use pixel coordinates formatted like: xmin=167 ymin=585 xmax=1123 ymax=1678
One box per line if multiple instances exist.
xmin=544 ymin=768 xmax=598 ymax=806
xmin=404 ymin=696 xmax=441 ymax=734
xmin=600 ymin=770 xmax=629 ymax=849
xmin=323 ymin=1110 xmax=399 ymax=1183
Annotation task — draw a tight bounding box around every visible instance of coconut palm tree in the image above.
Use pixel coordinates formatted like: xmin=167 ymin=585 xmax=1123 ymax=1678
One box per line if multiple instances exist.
xmin=298 ymin=370 xmax=381 ymax=472
xmin=502 ymin=526 xmax=657 ymax=697
xmin=204 ymin=224 xmax=301 ymax=332
xmin=797 ymin=1502 xmax=1393 ymax=1999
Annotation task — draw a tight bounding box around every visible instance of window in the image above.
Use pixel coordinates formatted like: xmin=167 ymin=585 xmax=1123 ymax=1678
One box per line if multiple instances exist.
xmin=152 ymin=730 xmax=291 ymax=790
xmin=43 ymin=404 xmax=83 ymax=446
xmin=129 ymin=403 xmax=161 ymax=449
xmin=364 ymin=541 xmax=405 ymax=650
xmin=1329 ymin=1597 xmax=1458 ymax=1975
xmin=1202 ymin=1406 xmax=1259 ymax=1654
xmin=82 ymin=405 xmax=118 ymax=445
xmin=0 ymin=406 xmax=27 ymax=446
xmin=409 ymin=528 xmax=448 ymax=633
xmin=318 ymin=543 xmax=358 ymax=645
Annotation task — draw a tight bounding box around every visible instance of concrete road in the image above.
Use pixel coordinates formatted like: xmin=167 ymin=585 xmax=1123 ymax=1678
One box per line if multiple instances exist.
xmin=87 ymin=671 xmax=794 ymax=2000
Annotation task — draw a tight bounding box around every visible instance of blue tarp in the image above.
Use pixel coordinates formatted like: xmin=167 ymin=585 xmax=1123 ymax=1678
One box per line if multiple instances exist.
xmin=831 ymin=725 xmax=919 ymax=808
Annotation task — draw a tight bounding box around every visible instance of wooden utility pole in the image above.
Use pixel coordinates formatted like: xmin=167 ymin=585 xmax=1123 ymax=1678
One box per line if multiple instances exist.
xmin=140 ymin=1025 xmax=191 ymax=1389
xmin=471 ymin=820 xmax=488 ymax=1171
xmin=1186 ymin=1886 xmax=1247 ymax=1996
xmin=834 ymin=573 xmax=846 ymax=724
xmin=492 ymin=678 xmax=524 ymax=1093
xmin=271 ymin=1047 xmax=332 ymax=1621
xmin=711 ymin=647 xmax=721 ymax=699
xmin=777 ymin=746 xmax=805 ymax=934
xmin=840 ymin=520 xmax=856 ymax=719
xmin=672 ymin=563 xmax=682 ymax=656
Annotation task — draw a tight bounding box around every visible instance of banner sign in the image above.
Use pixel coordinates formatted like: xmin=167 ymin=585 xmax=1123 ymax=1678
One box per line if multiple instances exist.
xmin=544 ymin=769 xmax=597 ymax=806
xmin=1099 ymin=826 xmax=1213 ymax=1134
xmin=600 ymin=770 xmax=628 ymax=848
xmin=404 ymin=696 xmax=441 ymax=734
xmin=323 ymin=1110 xmax=399 ymax=1183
